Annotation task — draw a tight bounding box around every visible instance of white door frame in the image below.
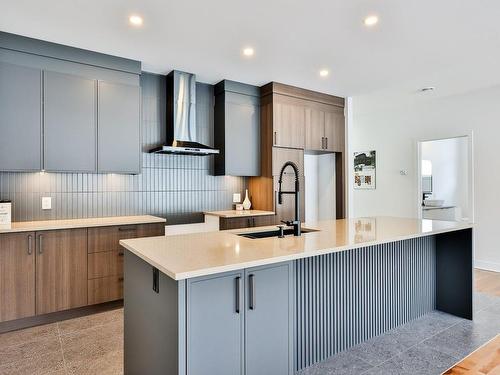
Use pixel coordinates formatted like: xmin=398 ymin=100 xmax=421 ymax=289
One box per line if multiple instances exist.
xmin=415 ymin=132 xmax=475 ymax=222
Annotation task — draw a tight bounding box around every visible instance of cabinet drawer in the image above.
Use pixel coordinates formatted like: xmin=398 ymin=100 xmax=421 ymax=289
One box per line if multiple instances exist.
xmin=88 ymin=249 xmax=124 ymax=279
xmin=252 ymin=215 xmax=276 ymax=227
xmin=88 ymin=223 xmax=165 ymax=253
xmin=88 ymin=276 xmax=123 ymax=305
xmin=219 ymin=215 xmax=275 ymax=230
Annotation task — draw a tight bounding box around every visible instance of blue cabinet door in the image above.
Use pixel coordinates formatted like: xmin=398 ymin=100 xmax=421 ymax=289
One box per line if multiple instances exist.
xmin=98 ymin=81 xmax=141 ymax=174
xmin=245 ymin=262 xmax=294 ymax=375
xmin=43 ymin=70 xmax=97 ymax=172
xmin=187 ymin=271 xmax=244 ymax=375
xmin=0 ymin=62 xmax=42 ymax=171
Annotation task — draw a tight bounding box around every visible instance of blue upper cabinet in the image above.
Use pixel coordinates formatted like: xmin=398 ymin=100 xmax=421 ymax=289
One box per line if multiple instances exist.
xmin=0 ymin=31 xmax=142 ymax=174
xmin=97 ymin=81 xmax=141 ymax=174
xmin=0 ymin=62 xmax=42 ymax=171
xmin=214 ymin=80 xmax=261 ymax=176
xmin=43 ymin=71 xmax=97 ymax=172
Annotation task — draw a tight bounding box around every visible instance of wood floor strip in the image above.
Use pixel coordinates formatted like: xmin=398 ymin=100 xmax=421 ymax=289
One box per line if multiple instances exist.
xmin=443 ymin=334 xmax=500 ymax=374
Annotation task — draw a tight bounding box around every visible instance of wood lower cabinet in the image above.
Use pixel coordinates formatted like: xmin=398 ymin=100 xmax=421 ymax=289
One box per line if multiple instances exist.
xmin=88 ymin=223 xmax=165 ymax=304
xmin=0 ymin=221 xmax=164 ymax=325
xmin=219 ymin=215 xmax=276 ymax=230
xmin=88 ymin=276 xmax=124 ymax=305
xmin=0 ymin=232 xmax=36 ymax=322
xmin=36 ymin=229 xmax=88 ymax=315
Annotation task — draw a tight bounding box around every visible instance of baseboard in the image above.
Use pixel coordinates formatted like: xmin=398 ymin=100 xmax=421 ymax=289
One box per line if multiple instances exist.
xmin=0 ymin=300 xmax=123 ymax=334
xmin=475 ymin=260 xmax=500 ymax=273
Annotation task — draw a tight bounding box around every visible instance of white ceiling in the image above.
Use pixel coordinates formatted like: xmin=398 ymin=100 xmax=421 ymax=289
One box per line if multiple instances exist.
xmin=2 ymin=0 xmax=500 ymax=97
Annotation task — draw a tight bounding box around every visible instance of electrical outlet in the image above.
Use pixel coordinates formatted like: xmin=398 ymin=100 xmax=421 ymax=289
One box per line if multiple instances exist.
xmin=233 ymin=193 xmax=241 ymax=203
xmin=42 ymin=197 xmax=52 ymax=210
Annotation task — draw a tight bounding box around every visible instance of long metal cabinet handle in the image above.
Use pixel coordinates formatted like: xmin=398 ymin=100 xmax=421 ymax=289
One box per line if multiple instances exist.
xmin=152 ymin=267 xmax=159 ymax=293
xmin=119 ymin=226 xmax=137 ymax=232
xmin=321 ymin=137 xmax=325 ymax=149
xmin=325 ymin=137 xmax=328 ymax=149
xmin=38 ymin=234 xmax=43 ymax=254
xmin=249 ymin=274 xmax=255 ymax=310
xmin=274 ymin=131 xmax=277 ymax=145
xmin=27 ymin=235 xmax=33 ymax=255
xmin=235 ymin=276 xmax=241 ymax=314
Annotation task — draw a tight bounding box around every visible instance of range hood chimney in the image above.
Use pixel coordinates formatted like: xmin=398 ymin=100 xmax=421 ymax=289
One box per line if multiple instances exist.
xmin=149 ymin=70 xmax=219 ymax=155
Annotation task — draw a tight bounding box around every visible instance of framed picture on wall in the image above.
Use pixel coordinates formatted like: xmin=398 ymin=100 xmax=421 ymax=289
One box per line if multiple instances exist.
xmin=354 ymin=151 xmax=376 ymax=189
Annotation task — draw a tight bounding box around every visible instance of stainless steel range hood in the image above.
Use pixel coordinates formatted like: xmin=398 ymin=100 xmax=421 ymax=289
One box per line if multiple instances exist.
xmin=149 ymin=70 xmax=219 ymax=155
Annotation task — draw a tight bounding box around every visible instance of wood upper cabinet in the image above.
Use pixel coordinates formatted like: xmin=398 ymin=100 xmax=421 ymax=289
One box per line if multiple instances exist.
xmin=305 ymin=108 xmax=325 ymax=151
xmin=36 ymin=228 xmax=88 ymax=315
xmin=305 ymin=106 xmax=344 ymax=152
xmin=324 ymin=107 xmax=344 ymax=152
xmin=43 ymin=71 xmax=97 ymax=172
xmin=0 ymin=232 xmax=36 ymax=323
xmin=0 ymin=62 xmax=42 ymax=172
xmin=273 ymin=97 xmax=305 ymax=149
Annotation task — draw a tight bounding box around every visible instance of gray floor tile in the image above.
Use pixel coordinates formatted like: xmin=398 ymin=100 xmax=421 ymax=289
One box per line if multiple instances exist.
xmin=422 ymin=320 xmax=496 ymax=359
xmin=364 ymin=344 xmax=457 ymax=375
xmin=345 ymin=331 xmax=406 ymax=366
xmin=315 ymin=350 xmax=373 ymax=374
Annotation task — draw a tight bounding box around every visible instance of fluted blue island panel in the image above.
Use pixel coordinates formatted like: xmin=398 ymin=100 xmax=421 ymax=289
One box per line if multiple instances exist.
xmin=295 ymin=236 xmax=436 ymax=370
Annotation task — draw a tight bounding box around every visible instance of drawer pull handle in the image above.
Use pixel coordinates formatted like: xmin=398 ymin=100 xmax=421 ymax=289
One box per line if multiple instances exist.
xmin=118 ymin=277 xmax=124 ymax=282
xmin=249 ymin=274 xmax=255 ymax=310
xmin=27 ymin=235 xmax=33 ymax=255
xmin=38 ymin=234 xmax=43 ymax=254
xmin=118 ymin=252 xmax=124 ymax=257
xmin=118 ymin=227 xmax=137 ymax=232
xmin=235 ymin=276 xmax=241 ymax=314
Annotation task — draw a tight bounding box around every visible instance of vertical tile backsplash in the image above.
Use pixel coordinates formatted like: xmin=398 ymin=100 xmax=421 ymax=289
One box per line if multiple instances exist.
xmin=0 ymin=72 xmax=247 ymax=223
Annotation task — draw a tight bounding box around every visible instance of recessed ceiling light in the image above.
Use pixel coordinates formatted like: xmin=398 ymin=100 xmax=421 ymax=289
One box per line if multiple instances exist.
xmin=364 ymin=15 xmax=379 ymax=27
xmin=319 ymin=69 xmax=329 ymax=77
xmin=129 ymin=15 xmax=143 ymax=27
xmin=242 ymin=47 xmax=254 ymax=57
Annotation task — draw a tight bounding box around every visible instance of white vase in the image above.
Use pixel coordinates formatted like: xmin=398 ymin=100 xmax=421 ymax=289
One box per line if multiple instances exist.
xmin=242 ymin=189 xmax=251 ymax=210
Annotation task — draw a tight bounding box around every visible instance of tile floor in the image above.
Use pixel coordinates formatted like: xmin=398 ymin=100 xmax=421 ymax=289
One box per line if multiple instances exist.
xmin=0 ymin=269 xmax=498 ymax=375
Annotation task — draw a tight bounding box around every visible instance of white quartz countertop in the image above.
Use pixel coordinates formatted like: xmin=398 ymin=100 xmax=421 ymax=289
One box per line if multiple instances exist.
xmin=0 ymin=215 xmax=166 ymax=233
xmin=204 ymin=210 xmax=275 ymax=218
xmin=120 ymin=217 xmax=473 ymax=281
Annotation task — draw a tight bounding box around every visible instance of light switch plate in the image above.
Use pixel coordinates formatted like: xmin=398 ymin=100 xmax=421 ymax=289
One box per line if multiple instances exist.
xmin=42 ymin=197 xmax=52 ymax=210
xmin=233 ymin=193 xmax=241 ymax=203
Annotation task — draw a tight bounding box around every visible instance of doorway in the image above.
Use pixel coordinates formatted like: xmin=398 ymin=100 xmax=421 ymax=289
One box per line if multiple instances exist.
xmin=417 ymin=135 xmax=473 ymax=222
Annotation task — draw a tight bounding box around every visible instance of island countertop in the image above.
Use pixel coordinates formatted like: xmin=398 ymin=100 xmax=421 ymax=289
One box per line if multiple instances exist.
xmin=119 ymin=216 xmax=473 ymax=281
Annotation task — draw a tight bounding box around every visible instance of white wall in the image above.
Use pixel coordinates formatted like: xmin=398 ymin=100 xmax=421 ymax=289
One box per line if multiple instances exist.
xmin=421 ymin=137 xmax=469 ymax=219
xmin=305 ymin=153 xmax=336 ymax=223
xmin=351 ymin=85 xmax=500 ymax=271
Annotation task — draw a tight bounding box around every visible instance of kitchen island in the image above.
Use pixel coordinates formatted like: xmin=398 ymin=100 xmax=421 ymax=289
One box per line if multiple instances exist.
xmin=120 ymin=217 xmax=473 ymax=375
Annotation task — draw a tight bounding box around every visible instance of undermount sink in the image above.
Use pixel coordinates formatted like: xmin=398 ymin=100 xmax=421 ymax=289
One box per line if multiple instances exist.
xmin=237 ymin=227 xmax=319 ymax=239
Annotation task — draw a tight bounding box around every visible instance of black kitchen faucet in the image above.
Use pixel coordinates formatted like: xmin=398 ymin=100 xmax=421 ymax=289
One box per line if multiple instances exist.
xmin=278 ymin=161 xmax=301 ymax=236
